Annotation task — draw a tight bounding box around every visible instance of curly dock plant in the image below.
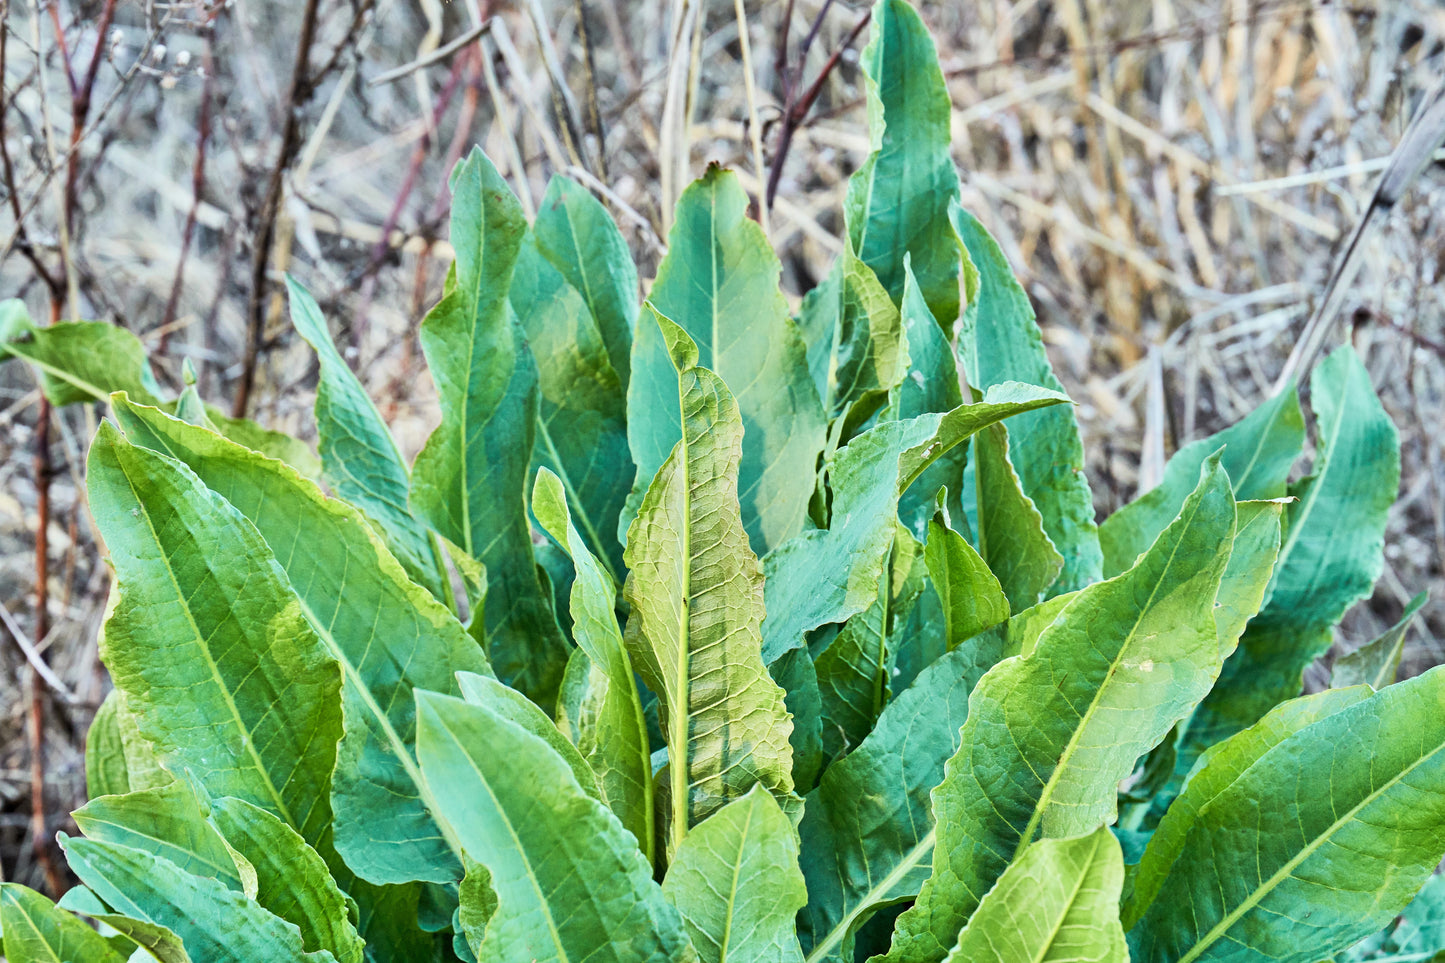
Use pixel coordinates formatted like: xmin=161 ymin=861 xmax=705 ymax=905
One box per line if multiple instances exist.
xmin=1 ymin=2 xmax=1439 ymax=961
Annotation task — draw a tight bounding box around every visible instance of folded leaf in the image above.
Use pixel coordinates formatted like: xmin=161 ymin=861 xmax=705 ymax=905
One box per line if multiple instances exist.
xmin=974 ymin=418 xmax=1064 ymax=612
xmin=0 ymin=302 xmax=164 ymax=405
xmin=663 ymin=785 xmax=806 ymax=963
xmin=875 ymin=458 xmax=1235 ymax=963
xmin=1100 ymin=384 xmax=1304 ymax=576
xmin=624 ymin=307 xmax=795 ymax=853
xmin=830 ymin=241 xmax=908 ymax=426
xmin=923 ymin=494 xmax=1008 ymax=650
xmin=629 ymin=164 xmax=826 ymax=555
xmin=415 ymin=691 xmax=695 ymax=963
xmin=286 ymin=276 xmax=449 ymax=602
xmin=60 ymin=835 xmax=339 ymax=963
xmin=943 ymin=826 xmax=1126 ymax=963
xmin=111 ymin=396 xmax=485 ymax=885
xmin=533 ymin=174 xmax=638 ymax=388
xmin=411 ymin=147 xmax=569 ymax=707
xmin=799 ymin=644 xmax=992 ymax=963
xmin=952 ymin=206 xmax=1102 ymax=594
xmin=1126 ymin=667 xmax=1445 ymax=963
xmin=1 ymin=882 xmax=129 ymax=963
xmin=1184 ymin=346 xmax=1399 ymax=762
xmin=534 ymin=467 xmax=654 ymax=862
xmin=761 ymin=382 xmax=1072 ymax=664
xmin=1333 ymin=591 xmax=1428 ymax=690
xmin=86 ymin=424 xmax=341 ymax=847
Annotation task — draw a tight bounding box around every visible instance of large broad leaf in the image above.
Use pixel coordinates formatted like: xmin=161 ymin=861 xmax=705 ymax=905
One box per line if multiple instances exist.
xmin=286 ymin=277 xmax=449 ymax=602
xmin=415 ymin=691 xmax=695 ymax=963
xmin=532 ymin=174 xmax=638 ymax=389
xmin=111 ymin=396 xmax=486 ymax=885
xmin=760 ymin=382 xmax=1072 ymax=664
xmin=86 ymin=423 xmax=341 ymax=846
xmin=513 ymin=236 xmax=632 ymax=582
xmin=952 ymin=206 xmax=1102 ymax=594
xmin=943 ymin=826 xmax=1126 ymax=963
xmin=1100 ymin=384 xmax=1304 ymax=576
xmin=974 ymin=417 xmax=1064 ymax=612
xmin=1183 ymin=346 xmax=1399 ymax=763
xmin=1126 ymin=667 xmax=1445 ymax=963
xmin=799 ymin=644 xmax=995 ymax=963
xmin=1333 ymin=591 xmax=1429 ymax=690
xmin=623 ymin=307 xmax=795 ymax=854
xmin=847 ymin=0 xmax=960 ymax=328
xmin=411 ymin=147 xmax=569 ymax=707
xmin=874 ymin=458 xmax=1235 ymax=963
xmin=59 ymin=835 xmax=338 ymax=963
xmin=0 ymin=883 xmax=129 ymax=963
xmin=534 ymin=467 xmax=654 ymax=862
xmin=0 ymin=301 xmax=163 ymax=405
xmin=663 ymin=784 xmax=807 ymax=963
xmin=629 ymin=164 xmax=826 ymax=555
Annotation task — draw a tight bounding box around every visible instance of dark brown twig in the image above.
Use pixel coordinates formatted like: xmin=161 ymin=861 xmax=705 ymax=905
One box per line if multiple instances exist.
xmin=29 ymin=393 xmax=64 ymax=897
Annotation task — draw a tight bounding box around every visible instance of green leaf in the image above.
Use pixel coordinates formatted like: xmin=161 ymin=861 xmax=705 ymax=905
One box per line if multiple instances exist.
xmin=73 ymin=782 xmax=249 ymax=890
xmin=1 ymin=883 xmax=129 ymax=963
xmin=761 ymin=382 xmax=1072 ymax=664
xmin=201 ymin=407 xmax=324 ymax=481
xmin=1126 ymin=667 xmax=1445 ymax=963
xmin=974 ymin=418 xmax=1064 ymax=612
xmin=1333 ymin=591 xmax=1429 ymax=690
xmin=411 ymin=147 xmax=569 ymax=707
xmin=1343 ymin=873 xmax=1445 ymax=962
xmin=85 ymin=423 xmax=341 ymax=847
xmin=875 ymin=458 xmax=1235 ymax=963
xmin=663 ymin=785 xmax=807 ymax=963
xmin=513 ymin=236 xmax=632 ymax=582
xmin=207 ymin=796 xmax=365 ymax=963
xmin=848 ymin=0 xmax=961 ymax=328
xmin=1183 ymin=346 xmax=1400 ymax=761
xmin=534 ymin=467 xmax=654 ymax=862
xmin=533 ymin=174 xmax=638 ymax=389
xmin=623 ymin=307 xmax=795 ymax=853
xmin=630 ymin=164 xmax=826 ymax=555
xmin=0 ymin=302 xmax=164 ymax=406
xmin=59 ymin=835 xmax=339 ymax=963
xmin=1100 ymin=385 xmax=1304 ymax=576
xmin=830 ymin=241 xmax=909 ymax=426
xmin=286 ymin=276 xmax=449 ymax=603
xmin=86 ymin=689 xmax=132 ymax=799
xmin=923 ymin=493 xmax=1008 ymax=650
xmin=798 ymin=644 xmax=990 ymax=963
xmin=415 ymin=690 xmax=695 ymax=963
xmin=944 ymin=826 xmax=1126 ymax=963
xmin=952 ymin=205 xmax=1102 ymax=594
xmin=110 ymin=396 xmax=486 ymax=886
xmin=796 ymin=270 xmax=840 ymax=408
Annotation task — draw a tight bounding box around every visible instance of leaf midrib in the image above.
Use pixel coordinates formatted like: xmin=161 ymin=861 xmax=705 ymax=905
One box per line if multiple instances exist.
xmin=2 ymin=891 xmax=69 ymax=963
xmin=804 ymin=825 xmax=935 ymax=963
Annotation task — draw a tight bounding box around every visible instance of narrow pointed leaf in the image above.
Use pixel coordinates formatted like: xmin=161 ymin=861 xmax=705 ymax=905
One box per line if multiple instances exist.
xmin=454 ymin=670 xmax=601 ymax=800
xmin=1333 ymin=591 xmax=1428 ymax=690
xmin=923 ymin=497 xmax=1008 ymax=649
xmin=1 ymin=883 xmax=129 ymax=963
xmin=86 ymin=424 xmax=341 ymax=846
xmin=629 ymin=164 xmax=826 ymax=555
xmin=286 ymin=276 xmax=448 ymax=601
xmin=1127 ymin=667 xmax=1445 ymax=963
xmin=830 ymin=242 xmax=908 ymax=425
xmin=111 ymin=396 xmax=485 ymax=885
xmin=533 ymin=174 xmax=638 ymax=388
xmin=534 ymin=467 xmax=653 ymax=861
xmin=73 ymin=782 xmax=248 ymax=889
xmin=514 ymin=238 xmax=632 ymax=582
xmin=411 ymin=147 xmax=568 ymax=706
xmin=663 ymin=785 xmax=806 ymax=963
xmin=1101 ymin=385 xmax=1304 ymax=576
xmin=60 ymin=835 xmax=338 ymax=963
xmin=952 ymin=206 xmax=1102 ymax=593
xmin=761 ymin=382 xmax=1072 ymax=663
xmin=974 ymin=418 xmax=1064 ymax=612
xmin=624 ymin=307 xmax=795 ymax=848
xmin=875 ymin=459 xmax=1235 ymax=963
xmin=943 ymin=826 xmax=1126 ymax=963
xmin=1184 ymin=345 xmax=1399 ymax=760
xmin=416 ymin=691 xmax=695 ymax=963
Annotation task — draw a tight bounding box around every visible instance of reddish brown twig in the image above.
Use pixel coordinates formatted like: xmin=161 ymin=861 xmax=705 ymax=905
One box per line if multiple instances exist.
xmin=29 ymin=393 xmax=64 ymax=897
xmin=160 ymin=26 xmax=219 ymax=348
xmin=764 ymin=7 xmax=870 ymax=210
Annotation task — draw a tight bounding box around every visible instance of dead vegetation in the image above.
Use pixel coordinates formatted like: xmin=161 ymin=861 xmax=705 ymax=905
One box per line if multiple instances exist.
xmin=2 ymin=0 xmax=1444 ymax=893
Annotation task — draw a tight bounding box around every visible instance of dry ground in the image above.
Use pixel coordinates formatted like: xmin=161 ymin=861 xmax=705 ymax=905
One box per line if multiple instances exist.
xmin=2 ymin=0 xmax=1444 ymax=893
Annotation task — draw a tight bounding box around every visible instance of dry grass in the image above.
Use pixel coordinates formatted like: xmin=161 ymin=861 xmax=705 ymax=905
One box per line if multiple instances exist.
xmin=2 ymin=0 xmax=1444 ymax=892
